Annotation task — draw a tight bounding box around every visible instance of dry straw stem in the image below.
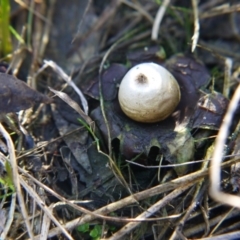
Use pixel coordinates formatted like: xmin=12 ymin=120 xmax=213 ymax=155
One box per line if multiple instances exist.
xmin=0 ymin=193 xmax=16 ymax=239
xmin=43 ymin=60 xmax=89 ymax=115
xmin=210 ymin=83 xmax=240 ymax=208
xmin=198 ymin=0 xmax=226 ymax=12
xmin=99 ymin=37 xmax=134 ymax=194
xmin=199 ymin=230 xmax=240 ymax=240
xmin=37 ymin=0 xmax=55 ymax=60
xmin=107 ymin=183 xmax=192 ymax=240
xmin=210 ymin=207 xmax=235 ymax=236
xmin=120 ymin=0 xmax=154 ymax=23
xmin=170 ymin=147 xmax=210 ymax=240
xmin=14 ymin=0 xmax=49 ymax=22
xmin=184 ymin=207 xmax=240 ymax=237
xmin=191 ymin=0 xmax=200 ymax=52
xmin=200 ymin=3 xmax=240 ymax=19
xmin=198 ymin=40 xmax=240 ymax=60
xmin=223 ymin=58 xmax=233 ymax=99
xmin=19 ymin=177 xmax=73 ymax=240
xmin=151 ymin=0 xmax=171 ymax=41
xmin=0 ymin=123 xmax=34 ymax=238
xmin=28 ymin=157 xmax=239 ymax=239
xmin=40 ymin=204 xmax=53 ymax=240
xmin=48 ymin=87 xmax=92 ymax=125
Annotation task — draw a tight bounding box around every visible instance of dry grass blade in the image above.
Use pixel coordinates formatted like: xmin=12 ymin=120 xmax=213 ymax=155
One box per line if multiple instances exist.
xmin=120 ymin=0 xmax=153 ymax=23
xmin=223 ymin=58 xmax=233 ymax=98
xmin=199 ymin=231 xmax=240 ymax=240
xmin=15 ymin=0 xmax=49 ymax=22
xmin=191 ymin=0 xmax=200 ymax=52
xmin=19 ymin=177 xmax=73 ymax=240
xmin=29 ymin=169 xmax=204 ymax=239
xmin=5 ymin=1 xmax=240 ymax=238
xmin=38 ymin=0 xmax=56 ymax=60
xmin=210 ymin=83 xmax=240 ymax=208
xmin=209 ymin=207 xmax=234 ymax=235
xmin=44 ymin=60 xmax=89 ymax=114
xmin=151 ymin=0 xmax=171 ymax=40
xmin=0 ymin=123 xmax=33 ymax=238
xmin=107 ymin=183 xmax=192 ymax=240
xmin=98 ymin=37 xmax=134 ymax=194
xmin=184 ymin=207 xmax=240 ymax=237
xmin=49 ymin=87 xmax=92 ymax=125
xmin=200 ymin=3 xmax=240 ymax=19
xmin=0 ymin=193 xmax=16 ymax=239
xmin=170 ymin=143 xmax=212 ymax=239
xmin=40 ymin=204 xmax=52 ymax=240
xmin=30 ymin=157 xmax=238 ymax=239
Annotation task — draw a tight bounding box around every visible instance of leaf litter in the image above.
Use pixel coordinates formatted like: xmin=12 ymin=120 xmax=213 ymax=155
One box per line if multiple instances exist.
xmin=1 ymin=1 xmax=240 ymax=240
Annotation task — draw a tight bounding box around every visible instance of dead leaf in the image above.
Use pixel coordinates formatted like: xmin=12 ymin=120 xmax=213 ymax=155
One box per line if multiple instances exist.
xmin=0 ymin=73 xmax=52 ymax=114
xmin=83 ymin=63 xmax=128 ymax=101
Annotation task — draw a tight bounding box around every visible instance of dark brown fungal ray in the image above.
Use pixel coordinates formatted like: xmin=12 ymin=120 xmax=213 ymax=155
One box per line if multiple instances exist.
xmin=0 ymin=73 xmax=52 ymax=114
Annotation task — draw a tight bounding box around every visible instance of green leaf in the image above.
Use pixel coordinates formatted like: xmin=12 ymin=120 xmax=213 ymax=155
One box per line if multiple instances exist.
xmin=90 ymin=225 xmax=102 ymax=238
xmin=77 ymin=223 xmax=89 ymax=233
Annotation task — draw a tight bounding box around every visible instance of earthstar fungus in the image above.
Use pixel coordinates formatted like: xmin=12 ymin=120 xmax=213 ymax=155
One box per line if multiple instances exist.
xmin=118 ymin=63 xmax=181 ymax=123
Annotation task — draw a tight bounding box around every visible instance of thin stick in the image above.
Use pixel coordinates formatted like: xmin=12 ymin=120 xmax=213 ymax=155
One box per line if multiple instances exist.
xmin=20 ymin=177 xmax=73 ymax=240
xmin=151 ymin=0 xmax=171 ymax=41
xmin=200 ymin=231 xmax=240 ymax=240
xmin=120 ymin=0 xmax=153 ymax=23
xmin=107 ymin=184 xmax=191 ymax=240
xmin=31 ymin=157 xmax=238 ymax=239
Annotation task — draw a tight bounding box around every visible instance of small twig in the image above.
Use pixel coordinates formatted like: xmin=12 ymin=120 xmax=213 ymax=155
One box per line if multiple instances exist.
xmin=36 ymin=166 xmax=214 ymax=238
xmin=20 ymin=176 xmax=73 ymax=240
xmin=151 ymin=0 xmax=171 ymax=41
xmin=170 ymin=185 xmax=207 ymax=240
xmin=19 ymin=166 xmax=178 ymax=226
xmin=107 ymin=183 xmax=192 ymax=240
xmin=15 ymin=0 xmax=50 ymax=22
xmin=38 ymin=0 xmax=56 ymax=60
xmin=120 ymin=0 xmax=154 ymax=23
xmin=126 ymin=153 xmax=240 ymax=168
xmin=184 ymin=208 xmax=240 ymax=237
xmin=198 ymin=40 xmax=240 ymax=60
xmin=209 ymin=207 xmax=235 ymax=236
xmin=200 ymin=3 xmax=240 ymax=19
xmin=0 ymin=123 xmax=34 ymax=238
xmin=35 ymin=155 xmax=236 ymax=238
xmin=40 ymin=204 xmax=52 ymax=240
xmin=30 ymin=157 xmax=238 ymax=239
xmin=199 ymin=230 xmax=240 ymax=240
